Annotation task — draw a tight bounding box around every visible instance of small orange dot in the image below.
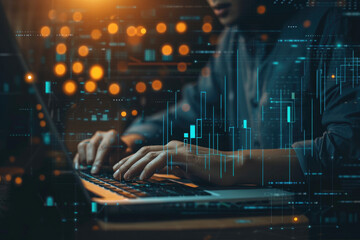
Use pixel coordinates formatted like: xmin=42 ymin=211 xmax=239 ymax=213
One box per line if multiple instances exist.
xmin=91 ymin=29 xmax=102 ymax=40
xmin=202 ymin=23 xmax=212 ymax=33
xmin=92 ymin=225 xmax=100 ymax=231
xmin=257 ymin=5 xmax=266 ymax=15
xmin=108 ymin=22 xmax=119 ymax=34
xmin=40 ymin=120 xmax=46 ymax=127
xmin=78 ymin=45 xmax=89 ymax=57
xmin=84 ymin=80 xmax=97 ymax=93
xmin=177 ymin=62 xmax=187 ymax=72
xmin=182 ymin=103 xmax=190 ymax=112
xmin=126 ymin=26 xmax=137 ymax=37
xmin=108 ymin=83 xmax=121 ymax=95
xmin=89 ymin=65 xmax=104 ymax=81
xmin=260 ymin=34 xmax=269 ymax=42
xmin=54 ymin=63 xmax=67 ymax=77
xmin=72 ymin=61 xmax=84 ymax=74
xmin=36 ymin=104 xmax=42 ymax=111
xmin=135 ymin=82 xmax=147 ymax=93
xmin=161 ymin=44 xmax=173 ymax=56
xmin=48 ymin=10 xmax=56 ymax=20
xmin=152 ymin=80 xmax=163 ymax=91
xmin=5 ymin=174 xmax=11 ymax=182
xmin=156 ymin=22 xmax=167 ymax=34
xmin=131 ymin=110 xmax=138 ymax=116
xmin=136 ymin=26 xmax=146 ymax=36
xmin=9 ymin=156 xmax=15 ymax=163
xmin=331 ymin=74 xmax=336 ymax=79
xmin=38 ymin=112 xmax=44 ymax=119
xmin=176 ymin=21 xmax=187 ymax=34
xmin=56 ymin=43 xmax=67 ymax=55
xmin=24 ymin=72 xmax=35 ymax=83
xmin=40 ymin=26 xmax=51 ymax=37
xmin=60 ymin=26 xmax=71 ymax=37
xmin=63 ymin=80 xmax=77 ymax=96
xmin=303 ymin=20 xmax=311 ymax=28
xmin=15 ymin=177 xmax=22 ymax=185
xmin=39 ymin=174 xmax=46 ymax=181
xmin=53 ymin=170 xmax=61 ymax=176
xmin=293 ymin=217 xmax=299 ymax=222
xmin=121 ymin=111 xmax=127 ymax=117
xmin=73 ymin=11 xmax=82 ymax=22
xmin=178 ymin=44 xmax=190 ymax=56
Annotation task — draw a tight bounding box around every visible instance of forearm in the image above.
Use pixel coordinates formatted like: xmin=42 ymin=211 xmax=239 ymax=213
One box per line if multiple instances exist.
xmin=186 ymin=148 xmax=304 ymax=186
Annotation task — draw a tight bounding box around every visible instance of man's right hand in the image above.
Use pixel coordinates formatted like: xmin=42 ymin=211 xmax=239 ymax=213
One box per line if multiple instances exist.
xmin=73 ymin=130 xmax=142 ymax=174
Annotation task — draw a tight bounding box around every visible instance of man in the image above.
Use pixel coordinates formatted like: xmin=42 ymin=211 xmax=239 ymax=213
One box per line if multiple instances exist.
xmin=74 ymin=0 xmax=360 ymax=186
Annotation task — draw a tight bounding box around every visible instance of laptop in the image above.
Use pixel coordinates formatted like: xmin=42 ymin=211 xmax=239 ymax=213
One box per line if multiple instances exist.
xmin=1 ymin=4 xmax=294 ymax=217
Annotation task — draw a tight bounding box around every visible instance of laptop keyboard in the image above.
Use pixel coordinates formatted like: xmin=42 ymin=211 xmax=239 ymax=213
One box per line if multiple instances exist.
xmin=79 ymin=170 xmax=210 ymax=199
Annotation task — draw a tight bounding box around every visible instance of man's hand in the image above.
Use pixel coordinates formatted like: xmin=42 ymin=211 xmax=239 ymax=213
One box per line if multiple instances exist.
xmin=73 ymin=130 xmax=142 ymax=174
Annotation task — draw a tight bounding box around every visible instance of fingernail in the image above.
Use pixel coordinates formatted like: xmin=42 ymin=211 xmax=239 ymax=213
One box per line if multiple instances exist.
xmin=91 ymin=166 xmax=98 ymax=174
xmin=113 ymin=169 xmax=120 ymax=178
xmin=124 ymin=172 xmax=130 ymax=180
xmin=139 ymin=172 xmax=145 ymax=180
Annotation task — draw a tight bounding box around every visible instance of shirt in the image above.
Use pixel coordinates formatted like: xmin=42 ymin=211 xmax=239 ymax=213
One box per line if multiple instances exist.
xmin=125 ymin=7 xmax=360 ymax=184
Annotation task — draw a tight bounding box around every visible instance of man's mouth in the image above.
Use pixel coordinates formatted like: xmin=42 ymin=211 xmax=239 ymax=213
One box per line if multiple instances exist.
xmin=212 ymin=3 xmax=231 ymax=18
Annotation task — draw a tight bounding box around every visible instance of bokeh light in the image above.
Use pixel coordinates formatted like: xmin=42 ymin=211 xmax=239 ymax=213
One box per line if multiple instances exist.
xmin=72 ymin=61 xmax=84 ymax=74
xmin=91 ymin=29 xmax=102 ymax=40
xmin=60 ymin=26 xmax=71 ymax=37
xmin=126 ymin=26 xmax=137 ymax=37
xmin=156 ymin=22 xmax=167 ymax=34
xmin=54 ymin=63 xmax=67 ymax=77
xmin=176 ymin=21 xmax=187 ymax=34
xmin=161 ymin=44 xmax=173 ymax=56
xmin=40 ymin=120 xmax=46 ymax=127
xmin=108 ymin=23 xmax=119 ymax=34
xmin=84 ymin=80 xmax=97 ymax=93
xmin=136 ymin=26 xmax=146 ymax=36
xmin=202 ymin=23 xmax=212 ymax=33
xmin=108 ymin=83 xmax=121 ymax=95
xmin=177 ymin=62 xmax=187 ymax=72
xmin=131 ymin=110 xmax=138 ymax=116
xmin=152 ymin=80 xmax=162 ymax=91
xmin=24 ymin=72 xmax=35 ymax=83
xmin=135 ymin=82 xmax=146 ymax=93
xmin=89 ymin=65 xmax=104 ymax=81
xmin=121 ymin=111 xmax=127 ymax=117
xmin=73 ymin=12 xmax=82 ymax=22
xmin=40 ymin=26 xmax=51 ymax=37
xmin=63 ymin=80 xmax=77 ymax=95
xmin=178 ymin=44 xmax=190 ymax=56
xmin=56 ymin=43 xmax=67 ymax=55
xmin=78 ymin=45 xmax=89 ymax=57
xmin=257 ymin=5 xmax=266 ymax=15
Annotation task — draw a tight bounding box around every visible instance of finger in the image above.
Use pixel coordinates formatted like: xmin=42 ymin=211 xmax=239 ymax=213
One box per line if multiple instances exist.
xmin=116 ymin=146 xmax=164 ymax=177
xmin=77 ymin=139 xmax=90 ymax=166
xmin=139 ymin=151 xmax=168 ymax=180
xmin=112 ymin=153 xmax=133 ymax=171
xmin=91 ymin=131 xmax=116 ymax=174
xmin=73 ymin=153 xmax=80 ymax=170
xmin=86 ymin=133 xmax=103 ymax=165
xmin=123 ymin=152 xmax=161 ymax=180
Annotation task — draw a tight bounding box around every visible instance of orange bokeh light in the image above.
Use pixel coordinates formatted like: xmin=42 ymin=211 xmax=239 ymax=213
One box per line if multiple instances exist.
xmin=36 ymin=104 xmax=42 ymax=111
xmin=60 ymin=26 xmax=71 ymax=37
xmin=177 ymin=62 xmax=187 ymax=72
xmin=38 ymin=112 xmax=44 ymax=119
xmin=72 ymin=61 xmax=84 ymax=74
xmin=257 ymin=5 xmax=266 ymax=15
xmin=202 ymin=23 xmax=212 ymax=33
xmin=40 ymin=120 xmax=46 ymax=127
xmin=48 ymin=10 xmax=56 ymax=20
xmin=84 ymin=80 xmax=97 ymax=93
xmin=54 ymin=63 xmax=67 ymax=77
xmin=176 ymin=21 xmax=187 ymax=34
xmin=108 ymin=23 xmax=119 ymax=34
xmin=152 ymin=80 xmax=162 ymax=91
xmin=24 ymin=72 xmax=35 ymax=83
xmin=135 ymin=82 xmax=147 ymax=93
xmin=303 ymin=20 xmax=311 ymax=28
xmin=156 ymin=22 xmax=167 ymax=34
xmin=108 ymin=83 xmax=121 ymax=95
xmin=136 ymin=26 xmax=146 ymax=36
xmin=56 ymin=43 xmax=67 ymax=55
xmin=161 ymin=44 xmax=173 ymax=56
xmin=15 ymin=177 xmax=22 ymax=185
xmin=63 ymin=80 xmax=77 ymax=95
xmin=121 ymin=111 xmax=127 ymax=117
xmin=89 ymin=65 xmax=104 ymax=81
xmin=131 ymin=110 xmax=138 ymax=116
xmin=126 ymin=26 xmax=137 ymax=37
xmin=91 ymin=29 xmax=102 ymax=40
xmin=73 ymin=11 xmax=82 ymax=22
xmin=178 ymin=44 xmax=190 ymax=56
xmin=40 ymin=26 xmax=51 ymax=37
xmin=78 ymin=45 xmax=89 ymax=57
